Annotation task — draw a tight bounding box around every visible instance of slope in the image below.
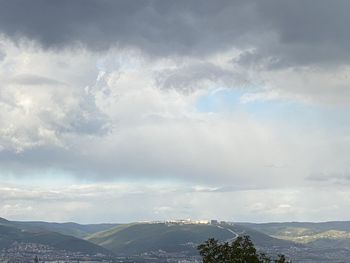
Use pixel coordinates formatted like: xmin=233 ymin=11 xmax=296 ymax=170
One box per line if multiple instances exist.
xmin=0 ymin=223 xmax=111 ymax=255
xmin=87 ymin=222 xmax=298 ymax=256
xmin=240 ymin=221 xmax=350 ymax=250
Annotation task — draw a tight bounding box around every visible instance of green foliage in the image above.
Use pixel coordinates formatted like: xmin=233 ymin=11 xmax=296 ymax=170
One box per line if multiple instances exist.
xmin=198 ymin=236 xmax=291 ymax=263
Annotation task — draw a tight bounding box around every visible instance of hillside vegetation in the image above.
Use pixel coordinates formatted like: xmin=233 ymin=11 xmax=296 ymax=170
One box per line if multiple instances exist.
xmin=240 ymin=221 xmax=350 ymax=249
xmin=87 ymin=222 xmax=297 ymax=256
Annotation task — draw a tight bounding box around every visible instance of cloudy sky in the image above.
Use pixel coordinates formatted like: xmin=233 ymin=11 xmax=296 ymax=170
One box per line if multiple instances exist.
xmin=1 ymin=0 xmax=350 ymax=223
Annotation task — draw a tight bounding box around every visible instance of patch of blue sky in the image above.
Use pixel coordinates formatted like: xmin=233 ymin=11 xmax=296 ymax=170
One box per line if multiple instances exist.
xmin=0 ymin=169 xmax=78 ymax=188
xmin=195 ymin=88 xmax=243 ymax=113
xmin=195 ymin=88 xmax=350 ymax=131
xmin=195 ymin=88 xmax=298 ymax=116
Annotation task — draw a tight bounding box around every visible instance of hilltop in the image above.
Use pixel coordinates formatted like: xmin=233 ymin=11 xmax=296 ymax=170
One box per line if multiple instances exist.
xmin=87 ymin=222 xmax=298 ymax=256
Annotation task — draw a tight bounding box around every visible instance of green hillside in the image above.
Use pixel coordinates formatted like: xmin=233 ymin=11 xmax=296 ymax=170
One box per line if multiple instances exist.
xmin=240 ymin=221 xmax=350 ymax=250
xmin=0 ymin=221 xmax=111 ymax=255
xmin=87 ymin=222 xmax=298 ymax=256
xmin=227 ymin=224 xmax=300 ymax=248
xmin=240 ymin=221 xmax=350 ymax=235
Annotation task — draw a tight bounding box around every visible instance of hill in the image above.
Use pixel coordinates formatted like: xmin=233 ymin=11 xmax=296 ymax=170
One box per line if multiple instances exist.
xmin=0 ymin=220 xmax=111 ymax=256
xmin=239 ymin=221 xmax=350 ymax=250
xmin=0 ymin=216 xmax=117 ymax=238
xmin=240 ymin=221 xmax=350 ymax=235
xmin=87 ymin=222 xmax=298 ymax=256
xmin=3 ymin=218 xmax=350 ymax=262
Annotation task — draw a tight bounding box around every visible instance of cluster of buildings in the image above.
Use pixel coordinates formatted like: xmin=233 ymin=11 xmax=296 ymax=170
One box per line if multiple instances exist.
xmin=145 ymin=219 xmax=231 ymax=225
xmin=164 ymin=219 xmax=210 ymax=225
xmin=118 ymin=250 xmax=201 ymax=263
xmin=0 ymin=241 xmax=201 ymax=263
xmin=0 ymin=242 xmax=111 ymax=263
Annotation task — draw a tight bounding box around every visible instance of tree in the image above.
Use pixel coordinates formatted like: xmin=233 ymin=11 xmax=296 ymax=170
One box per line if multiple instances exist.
xmin=275 ymin=254 xmax=289 ymax=263
xmin=197 ymin=238 xmax=223 ymax=262
xmin=198 ymin=235 xmax=291 ymax=263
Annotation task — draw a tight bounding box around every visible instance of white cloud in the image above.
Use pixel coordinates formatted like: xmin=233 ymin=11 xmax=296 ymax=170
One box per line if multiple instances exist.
xmin=0 ymin=38 xmax=349 ymax=187
xmin=1 ymin=182 xmax=350 ymax=223
xmin=0 ymin=38 xmax=107 ymax=152
xmin=0 ymin=35 xmax=350 ymax=222
xmin=241 ymin=65 xmax=350 ymax=106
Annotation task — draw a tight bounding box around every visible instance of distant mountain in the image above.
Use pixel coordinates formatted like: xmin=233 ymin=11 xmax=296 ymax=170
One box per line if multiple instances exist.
xmin=12 ymin=220 xmax=118 ymax=238
xmin=87 ymin=222 xmax=298 ymax=256
xmin=240 ymin=221 xmax=350 ymax=235
xmin=239 ymin=221 xmax=350 ymax=250
xmin=0 ymin=217 xmax=10 ymax=224
xmin=0 ymin=217 xmax=15 ymax=229
xmin=0 ymin=216 xmax=117 ymax=239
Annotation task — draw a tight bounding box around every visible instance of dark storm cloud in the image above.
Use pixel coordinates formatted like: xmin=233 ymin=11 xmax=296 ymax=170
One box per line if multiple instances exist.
xmin=0 ymin=49 xmax=5 ymax=61
xmin=248 ymin=0 xmax=350 ymax=68
xmin=307 ymin=172 xmax=350 ymax=185
xmin=1 ymin=0 xmax=349 ymax=67
xmin=156 ymin=62 xmax=248 ymax=92
xmin=1 ymin=0 xmax=350 ymax=67
xmin=0 ymin=0 xmax=259 ymax=56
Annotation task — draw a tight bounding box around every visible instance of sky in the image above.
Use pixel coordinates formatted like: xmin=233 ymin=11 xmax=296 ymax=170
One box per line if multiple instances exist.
xmin=1 ymin=0 xmax=350 ymax=223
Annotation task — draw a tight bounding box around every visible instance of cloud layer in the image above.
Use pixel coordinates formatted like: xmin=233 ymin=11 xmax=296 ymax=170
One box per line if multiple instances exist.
xmin=0 ymin=1 xmax=350 ymax=222
xmin=1 ymin=0 xmax=350 ymax=67
xmin=2 ymin=180 xmax=350 ymax=223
